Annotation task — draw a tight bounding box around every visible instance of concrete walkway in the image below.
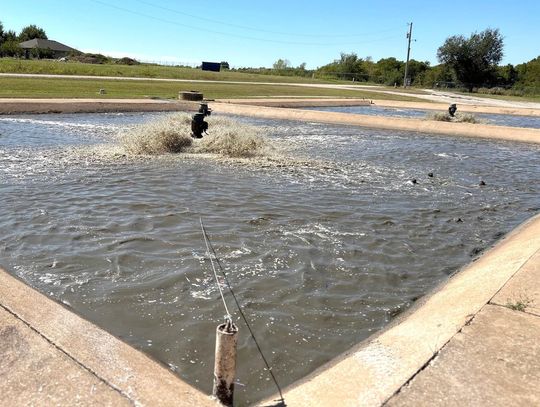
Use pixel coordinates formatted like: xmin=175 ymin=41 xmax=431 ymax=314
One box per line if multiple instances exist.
xmin=387 ymin=250 xmax=540 ymax=406
xmin=0 ymin=269 xmax=215 ymax=406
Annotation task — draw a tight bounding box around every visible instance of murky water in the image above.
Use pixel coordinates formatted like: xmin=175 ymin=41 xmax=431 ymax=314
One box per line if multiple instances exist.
xmin=1 ymin=113 xmax=539 ymax=405
xmin=304 ymin=105 xmax=540 ymax=129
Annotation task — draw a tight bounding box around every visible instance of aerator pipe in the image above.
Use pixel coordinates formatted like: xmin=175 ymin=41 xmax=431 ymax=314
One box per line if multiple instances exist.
xmin=213 ymin=320 xmax=239 ymax=406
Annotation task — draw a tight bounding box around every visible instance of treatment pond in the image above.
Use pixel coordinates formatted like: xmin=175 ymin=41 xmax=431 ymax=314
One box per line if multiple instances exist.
xmin=1 ymin=113 xmax=539 ymax=405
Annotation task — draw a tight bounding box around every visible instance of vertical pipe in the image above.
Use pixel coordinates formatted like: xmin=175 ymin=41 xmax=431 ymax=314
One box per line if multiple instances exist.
xmin=213 ymin=320 xmax=239 ymax=406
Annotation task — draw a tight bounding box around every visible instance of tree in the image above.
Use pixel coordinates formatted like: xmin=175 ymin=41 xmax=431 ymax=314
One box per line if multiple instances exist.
xmin=316 ymin=52 xmax=367 ymax=81
xmin=18 ymin=24 xmax=47 ymax=42
xmin=273 ymin=59 xmax=290 ymax=70
xmin=374 ymin=57 xmax=404 ymax=85
xmin=0 ymin=40 xmax=22 ymax=57
xmin=514 ymin=56 xmax=540 ymax=94
xmin=437 ymin=28 xmax=503 ymax=92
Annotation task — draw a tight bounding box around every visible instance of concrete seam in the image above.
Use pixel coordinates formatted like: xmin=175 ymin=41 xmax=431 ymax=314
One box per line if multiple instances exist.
xmin=488 ymin=302 xmax=540 ymax=319
xmin=0 ymin=303 xmax=136 ymax=406
xmin=382 ymin=245 xmax=540 ymax=405
xmin=487 ymin=247 xmax=540 ymax=306
xmin=380 ymin=309 xmax=482 ymax=406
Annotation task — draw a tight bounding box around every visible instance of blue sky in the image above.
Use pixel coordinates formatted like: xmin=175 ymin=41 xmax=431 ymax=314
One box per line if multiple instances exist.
xmin=2 ymin=0 xmax=539 ymax=68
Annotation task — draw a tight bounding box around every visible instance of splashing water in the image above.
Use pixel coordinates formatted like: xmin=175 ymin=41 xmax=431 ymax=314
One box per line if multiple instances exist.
xmin=119 ymin=114 xmax=193 ymax=155
xmin=118 ymin=113 xmax=271 ymax=158
xmin=426 ymin=111 xmax=486 ymax=124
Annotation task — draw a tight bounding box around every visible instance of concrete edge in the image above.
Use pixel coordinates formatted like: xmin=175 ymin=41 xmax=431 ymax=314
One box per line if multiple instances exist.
xmin=0 ymin=99 xmax=200 ymax=114
xmin=216 ymin=98 xmax=540 ymax=117
xmin=0 ymin=268 xmax=216 ymax=406
xmin=258 ymin=214 xmax=540 ymax=406
xmin=210 ymin=103 xmax=540 ymax=145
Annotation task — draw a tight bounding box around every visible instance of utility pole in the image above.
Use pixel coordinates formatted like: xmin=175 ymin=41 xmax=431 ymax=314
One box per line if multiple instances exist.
xmin=403 ymin=22 xmax=413 ymax=88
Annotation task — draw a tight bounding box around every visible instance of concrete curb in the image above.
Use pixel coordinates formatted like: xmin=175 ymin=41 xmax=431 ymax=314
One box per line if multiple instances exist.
xmin=0 ymin=98 xmax=200 ymax=114
xmin=0 ymin=269 xmax=215 ymax=406
xmin=259 ymin=214 xmax=540 ymax=406
xmin=212 ymin=102 xmax=540 ymax=144
xmin=216 ymin=98 xmax=540 ymax=117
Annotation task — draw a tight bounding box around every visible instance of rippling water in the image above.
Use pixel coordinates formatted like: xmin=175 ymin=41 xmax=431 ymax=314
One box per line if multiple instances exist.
xmin=1 ymin=113 xmax=539 ymax=405
xmin=304 ymin=105 xmax=540 ymax=128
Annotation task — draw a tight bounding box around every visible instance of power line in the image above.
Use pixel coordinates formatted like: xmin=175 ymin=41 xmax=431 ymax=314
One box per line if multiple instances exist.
xmin=134 ymin=0 xmax=400 ymax=39
xmin=89 ymin=0 xmax=400 ymax=46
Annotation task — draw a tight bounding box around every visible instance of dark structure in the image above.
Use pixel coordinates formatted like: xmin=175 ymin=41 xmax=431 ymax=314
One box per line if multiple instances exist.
xmin=191 ymin=103 xmax=212 ymax=139
xmin=448 ymin=104 xmax=457 ymax=117
xmin=201 ymin=61 xmax=221 ymax=72
xmin=198 ymin=103 xmax=212 ymax=116
xmin=19 ymin=38 xmax=79 ymax=59
xmin=191 ymin=114 xmax=208 ymax=138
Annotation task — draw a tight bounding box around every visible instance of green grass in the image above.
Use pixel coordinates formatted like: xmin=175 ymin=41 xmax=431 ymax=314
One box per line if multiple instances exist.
xmin=505 ymin=295 xmax=533 ymax=312
xmin=0 ymin=77 xmax=425 ymax=101
xmin=0 ymin=58 xmax=327 ymax=84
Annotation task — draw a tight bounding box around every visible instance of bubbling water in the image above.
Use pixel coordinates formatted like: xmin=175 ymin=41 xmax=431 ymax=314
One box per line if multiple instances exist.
xmin=118 ymin=113 xmax=271 ymax=158
xmin=194 ymin=116 xmax=271 ymax=158
xmin=119 ymin=114 xmax=193 ymax=155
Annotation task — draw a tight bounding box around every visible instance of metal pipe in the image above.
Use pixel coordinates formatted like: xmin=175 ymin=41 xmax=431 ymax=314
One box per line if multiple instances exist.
xmin=213 ymin=320 xmax=239 ymax=406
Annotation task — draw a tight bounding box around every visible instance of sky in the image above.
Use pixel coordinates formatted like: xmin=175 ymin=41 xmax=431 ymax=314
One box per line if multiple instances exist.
xmin=2 ymin=0 xmax=539 ymax=68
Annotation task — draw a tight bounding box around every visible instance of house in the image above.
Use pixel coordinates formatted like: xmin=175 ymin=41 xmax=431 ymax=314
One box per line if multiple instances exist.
xmin=18 ymin=38 xmax=79 ymax=59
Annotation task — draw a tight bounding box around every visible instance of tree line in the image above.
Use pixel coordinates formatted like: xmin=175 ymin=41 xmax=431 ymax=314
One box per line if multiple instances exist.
xmin=0 ymin=22 xmax=48 ymax=57
xmin=1 ymin=22 xmax=538 ymax=95
xmin=237 ymin=29 xmax=539 ymax=96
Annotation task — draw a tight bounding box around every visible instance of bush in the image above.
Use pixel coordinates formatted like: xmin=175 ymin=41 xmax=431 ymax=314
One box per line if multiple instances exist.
xmin=115 ymin=57 xmax=140 ymax=65
xmin=0 ymin=40 xmax=23 ymax=57
xmin=70 ymin=53 xmax=110 ymax=64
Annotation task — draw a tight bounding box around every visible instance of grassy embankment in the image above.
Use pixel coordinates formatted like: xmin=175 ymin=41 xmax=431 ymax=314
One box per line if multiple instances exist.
xmin=0 ymin=59 xmax=329 ymax=83
xmin=0 ymin=59 xmax=426 ymax=101
xmin=0 ymin=76 xmax=425 ymax=101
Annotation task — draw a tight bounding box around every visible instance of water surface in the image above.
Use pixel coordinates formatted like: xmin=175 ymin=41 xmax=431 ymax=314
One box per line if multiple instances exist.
xmin=1 ymin=113 xmax=539 ymax=405
xmin=304 ymin=105 xmax=540 ymax=129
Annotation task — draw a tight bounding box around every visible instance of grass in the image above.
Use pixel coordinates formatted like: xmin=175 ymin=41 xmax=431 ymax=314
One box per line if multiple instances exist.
xmin=505 ymin=295 xmax=533 ymax=312
xmin=0 ymin=58 xmax=327 ymax=84
xmin=0 ymin=77 xmax=425 ymax=101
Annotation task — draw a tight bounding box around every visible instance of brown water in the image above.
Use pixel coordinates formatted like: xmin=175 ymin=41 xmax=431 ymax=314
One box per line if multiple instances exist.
xmin=1 ymin=112 xmax=539 ymax=405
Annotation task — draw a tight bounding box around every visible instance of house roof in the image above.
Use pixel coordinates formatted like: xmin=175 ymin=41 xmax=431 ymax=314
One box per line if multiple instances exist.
xmin=18 ymin=38 xmax=79 ymax=53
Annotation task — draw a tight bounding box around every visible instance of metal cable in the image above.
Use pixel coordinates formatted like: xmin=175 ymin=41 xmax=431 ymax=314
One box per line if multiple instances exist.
xmin=200 ymin=218 xmax=232 ymax=321
xmin=200 ymin=218 xmax=285 ymax=404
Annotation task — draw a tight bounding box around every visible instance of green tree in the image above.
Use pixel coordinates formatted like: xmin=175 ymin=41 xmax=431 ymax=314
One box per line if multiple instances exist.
xmin=316 ymin=52 xmax=367 ymax=81
xmin=437 ymin=28 xmax=503 ymax=92
xmin=18 ymin=24 xmax=47 ymax=41
xmin=374 ymin=57 xmax=404 ymax=85
xmin=514 ymin=56 xmax=540 ymax=94
xmin=272 ymin=58 xmax=290 ymax=70
xmin=0 ymin=40 xmax=23 ymax=57
xmin=496 ymin=64 xmax=518 ymax=87
xmin=420 ymin=64 xmax=455 ymax=88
